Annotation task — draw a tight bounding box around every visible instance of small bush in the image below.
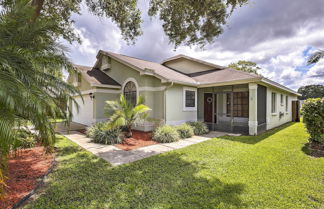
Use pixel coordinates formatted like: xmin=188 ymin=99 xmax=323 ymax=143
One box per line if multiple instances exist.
xmin=302 ymin=98 xmax=324 ymax=144
xmin=13 ymin=129 xmax=36 ymax=149
xmin=86 ymin=122 xmax=108 ymax=138
xmin=187 ymin=121 xmax=209 ymax=135
xmin=92 ymin=128 xmax=122 ymax=145
xmin=176 ymin=124 xmax=194 ymax=139
xmin=153 ymin=125 xmax=179 ymax=143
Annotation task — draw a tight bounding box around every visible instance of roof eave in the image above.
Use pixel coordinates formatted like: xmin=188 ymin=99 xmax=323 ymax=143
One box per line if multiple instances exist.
xmin=260 ymin=78 xmax=301 ymax=96
xmin=197 ymin=78 xmax=261 ymax=88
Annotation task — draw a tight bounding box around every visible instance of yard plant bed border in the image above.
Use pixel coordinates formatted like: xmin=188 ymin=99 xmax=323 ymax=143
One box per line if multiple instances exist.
xmin=1 ymin=147 xmax=55 ymax=209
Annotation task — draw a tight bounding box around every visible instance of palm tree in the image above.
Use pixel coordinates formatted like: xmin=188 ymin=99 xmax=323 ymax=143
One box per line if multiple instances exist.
xmin=104 ymin=95 xmax=151 ymax=137
xmin=0 ymin=0 xmax=80 ymax=196
xmin=308 ymin=50 xmax=324 ymax=64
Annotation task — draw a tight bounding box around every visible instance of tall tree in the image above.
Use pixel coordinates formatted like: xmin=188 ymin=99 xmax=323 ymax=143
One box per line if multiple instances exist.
xmin=297 ymin=85 xmax=324 ymax=100
xmin=228 ymin=60 xmax=261 ymax=74
xmin=0 ymin=0 xmax=248 ymax=47
xmin=0 ymin=0 xmax=79 ymax=196
xmin=308 ymin=50 xmax=324 ymax=64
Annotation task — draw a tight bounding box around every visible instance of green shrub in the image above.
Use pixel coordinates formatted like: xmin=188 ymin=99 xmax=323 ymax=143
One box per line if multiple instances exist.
xmin=153 ymin=125 xmax=179 ymax=143
xmin=302 ymin=98 xmax=324 ymax=143
xmin=86 ymin=122 xmax=108 ymax=138
xmin=13 ymin=129 xmax=36 ymax=149
xmin=92 ymin=128 xmax=122 ymax=145
xmin=176 ymin=124 xmax=194 ymax=139
xmin=187 ymin=121 xmax=209 ymax=135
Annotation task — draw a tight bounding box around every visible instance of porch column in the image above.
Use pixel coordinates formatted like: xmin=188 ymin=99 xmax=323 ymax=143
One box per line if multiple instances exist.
xmin=248 ymin=83 xmax=258 ymax=135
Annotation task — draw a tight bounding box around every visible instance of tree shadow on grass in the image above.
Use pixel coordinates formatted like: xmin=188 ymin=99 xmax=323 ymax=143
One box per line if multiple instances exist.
xmin=26 ymin=137 xmax=246 ymax=209
xmin=219 ymin=122 xmax=296 ymax=145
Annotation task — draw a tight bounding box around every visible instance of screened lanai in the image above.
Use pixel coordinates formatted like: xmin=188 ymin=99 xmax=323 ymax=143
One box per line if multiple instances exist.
xmin=197 ymin=84 xmax=267 ymax=135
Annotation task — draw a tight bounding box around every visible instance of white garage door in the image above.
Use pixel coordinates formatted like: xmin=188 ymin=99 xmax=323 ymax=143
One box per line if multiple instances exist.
xmin=71 ymin=95 xmax=93 ymax=126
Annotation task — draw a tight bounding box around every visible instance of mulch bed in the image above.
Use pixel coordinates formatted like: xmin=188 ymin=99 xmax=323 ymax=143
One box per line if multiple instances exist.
xmin=115 ymin=131 xmax=158 ymax=151
xmin=308 ymin=142 xmax=324 ymax=158
xmin=0 ymin=147 xmax=54 ymax=209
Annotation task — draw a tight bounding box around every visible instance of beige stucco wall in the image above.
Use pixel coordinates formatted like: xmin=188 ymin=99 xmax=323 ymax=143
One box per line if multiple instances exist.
xmin=265 ymin=86 xmax=297 ymax=130
xmin=164 ymin=58 xmax=214 ymax=74
xmin=165 ymin=85 xmax=197 ymax=125
xmin=95 ymin=56 xmax=166 ymax=122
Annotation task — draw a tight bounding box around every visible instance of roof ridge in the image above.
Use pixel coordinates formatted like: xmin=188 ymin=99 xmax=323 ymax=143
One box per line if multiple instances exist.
xmin=103 ymin=50 xmax=159 ymax=65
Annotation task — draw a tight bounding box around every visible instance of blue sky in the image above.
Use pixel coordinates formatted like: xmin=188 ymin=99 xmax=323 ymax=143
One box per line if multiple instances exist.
xmin=65 ymin=0 xmax=324 ymax=90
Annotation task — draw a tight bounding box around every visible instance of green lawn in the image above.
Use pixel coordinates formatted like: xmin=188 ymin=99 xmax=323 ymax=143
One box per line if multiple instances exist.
xmin=25 ymin=122 xmax=324 ymax=209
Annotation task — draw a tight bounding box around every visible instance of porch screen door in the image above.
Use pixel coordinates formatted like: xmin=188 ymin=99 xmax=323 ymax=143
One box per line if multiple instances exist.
xmin=204 ymin=93 xmax=213 ymax=123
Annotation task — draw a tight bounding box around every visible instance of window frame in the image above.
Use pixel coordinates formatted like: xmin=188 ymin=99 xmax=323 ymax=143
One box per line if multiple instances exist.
xmin=183 ymin=87 xmax=197 ymax=111
xmin=285 ymin=96 xmax=288 ymax=112
xmin=226 ymin=92 xmax=249 ymax=118
xmin=280 ymin=94 xmax=284 ymax=106
xmin=122 ymin=78 xmax=139 ymax=106
xmin=271 ymin=92 xmax=277 ymax=114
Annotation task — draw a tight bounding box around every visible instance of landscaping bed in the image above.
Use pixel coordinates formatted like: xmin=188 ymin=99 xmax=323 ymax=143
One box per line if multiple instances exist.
xmin=114 ymin=131 xmax=158 ymax=151
xmin=0 ymin=147 xmax=54 ymax=209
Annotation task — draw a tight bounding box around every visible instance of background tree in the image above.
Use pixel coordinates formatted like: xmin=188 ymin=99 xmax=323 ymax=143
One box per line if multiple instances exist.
xmin=308 ymin=50 xmax=324 ymax=64
xmin=297 ymin=85 xmax=324 ymax=100
xmin=228 ymin=60 xmax=261 ymax=74
xmin=0 ymin=0 xmax=248 ymax=47
xmin=0 ymin=0 xmax=79 ymax=196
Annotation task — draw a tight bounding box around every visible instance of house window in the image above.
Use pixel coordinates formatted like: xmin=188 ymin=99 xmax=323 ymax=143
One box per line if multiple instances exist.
xmin=271 ymin=92 xmax=277 ymax=113
xmin=226 ymin=92 xmax=249 ymax=118
xmin=123 ymin=81 xmax=137 ymax=106
xmin=285 ymin=96 xmax=288 ymax=112
xmin=183 ymin=88 xmax=197 ymax=111
xmin=280 ymin=94 xmax=284 ymax=106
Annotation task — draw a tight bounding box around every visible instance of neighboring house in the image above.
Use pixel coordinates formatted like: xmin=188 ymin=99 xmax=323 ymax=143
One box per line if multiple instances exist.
xmin=68 ymin=50 xmax=300 ymax=135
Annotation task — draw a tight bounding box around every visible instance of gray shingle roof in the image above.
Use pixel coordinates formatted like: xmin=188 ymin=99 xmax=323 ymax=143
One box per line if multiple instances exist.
xmin=74 ymin=64 xmax=121 ymax=87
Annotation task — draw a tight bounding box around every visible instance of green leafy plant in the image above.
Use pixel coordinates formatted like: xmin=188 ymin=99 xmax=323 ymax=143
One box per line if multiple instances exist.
xmin=153 ymin=125 xmax=179 ymax=143
xmin=187 ymin=121 xmax=209 ymax=135
xmin=13 ymin=129 xmax=36 ymax=149
xmin=92 ymin=128 xmax=122 ymax=145
xmin=301 ymin=98 xmax=324 ymax=143
xmin=176 ymin=124 xmax=194 ymax=139
xmin=86 ymin=122 xmax=108 ymax=138
xmin=104 ymin=95 xmax=151 ymax=138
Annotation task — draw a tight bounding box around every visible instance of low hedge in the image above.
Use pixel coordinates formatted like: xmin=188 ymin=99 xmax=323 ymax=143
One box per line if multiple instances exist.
xmin=153 ymin=125 xmax=179 ymax=143
xmin=302 ymin=98 xmax=324 ymax=143
xmin=176 ymin=124 xmax=194 ymax=139
xmin=187 ymin=121 xmax=209 ymax=135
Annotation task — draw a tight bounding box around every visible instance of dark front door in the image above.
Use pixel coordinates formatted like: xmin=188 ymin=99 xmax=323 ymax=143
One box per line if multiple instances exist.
xmin=204 ymin=93 xmax=213 ymax=123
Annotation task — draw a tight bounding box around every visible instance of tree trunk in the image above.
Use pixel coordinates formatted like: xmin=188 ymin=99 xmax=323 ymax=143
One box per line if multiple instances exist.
xmin=31 ymin=0 xmax=44 ymax=21
xmin=126 ymin=125 xmax=132 ymax=138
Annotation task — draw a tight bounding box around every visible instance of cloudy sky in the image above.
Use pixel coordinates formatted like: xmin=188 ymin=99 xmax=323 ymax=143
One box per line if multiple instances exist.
xmin=67 ymin=0 xmax=324 ymax=91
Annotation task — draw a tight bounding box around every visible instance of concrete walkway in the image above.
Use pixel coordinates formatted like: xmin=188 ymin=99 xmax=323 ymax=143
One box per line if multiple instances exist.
xmin=62 ymin=131 xmax=229 ymax=166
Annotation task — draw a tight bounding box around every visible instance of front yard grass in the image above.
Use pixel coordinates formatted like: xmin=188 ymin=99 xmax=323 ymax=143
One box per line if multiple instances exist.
xmin=25 ymin=122 xmax=324 ymax=208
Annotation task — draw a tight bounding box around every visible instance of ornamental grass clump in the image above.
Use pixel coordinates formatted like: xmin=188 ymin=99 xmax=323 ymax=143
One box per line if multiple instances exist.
xmin=176 ymin=124 xmax=194 ymax=139
xmin=301 ymin=98 xmax=324 ymax=144
xmin=187 ymin=121 xmax=209 ymax=135
xmin=92 ymin=128 xmax=122 ymax=145
xmin=153 ymin=125 xmax=179 ymax=143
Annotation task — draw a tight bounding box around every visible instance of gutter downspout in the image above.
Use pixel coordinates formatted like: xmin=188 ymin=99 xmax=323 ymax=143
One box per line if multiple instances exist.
xmin=163 ymin=81 xmax=174 ymax=125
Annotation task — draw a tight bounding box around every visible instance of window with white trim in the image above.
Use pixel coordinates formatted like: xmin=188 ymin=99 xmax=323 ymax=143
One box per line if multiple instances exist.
xmin=285 ymin=96 xmax=288 ymax=112
xmin=280 ymin=94 xmax=284 ymax=106
xmin=271 ymin=92 xmax=277 ymax=113
xmin=183 ymin=88 xmax=197 ymax=111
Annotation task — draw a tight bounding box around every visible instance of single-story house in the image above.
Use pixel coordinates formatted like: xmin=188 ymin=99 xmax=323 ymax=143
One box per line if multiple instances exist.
xmin=68 ymin=50 xmax=301 ymax=135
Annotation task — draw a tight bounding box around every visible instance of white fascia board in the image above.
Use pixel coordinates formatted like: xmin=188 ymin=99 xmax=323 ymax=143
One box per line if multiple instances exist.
xmin=90 ymin=83 xmax=121 ymax=89
xmin=260 ymin=78 xmax=301 ymax=96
